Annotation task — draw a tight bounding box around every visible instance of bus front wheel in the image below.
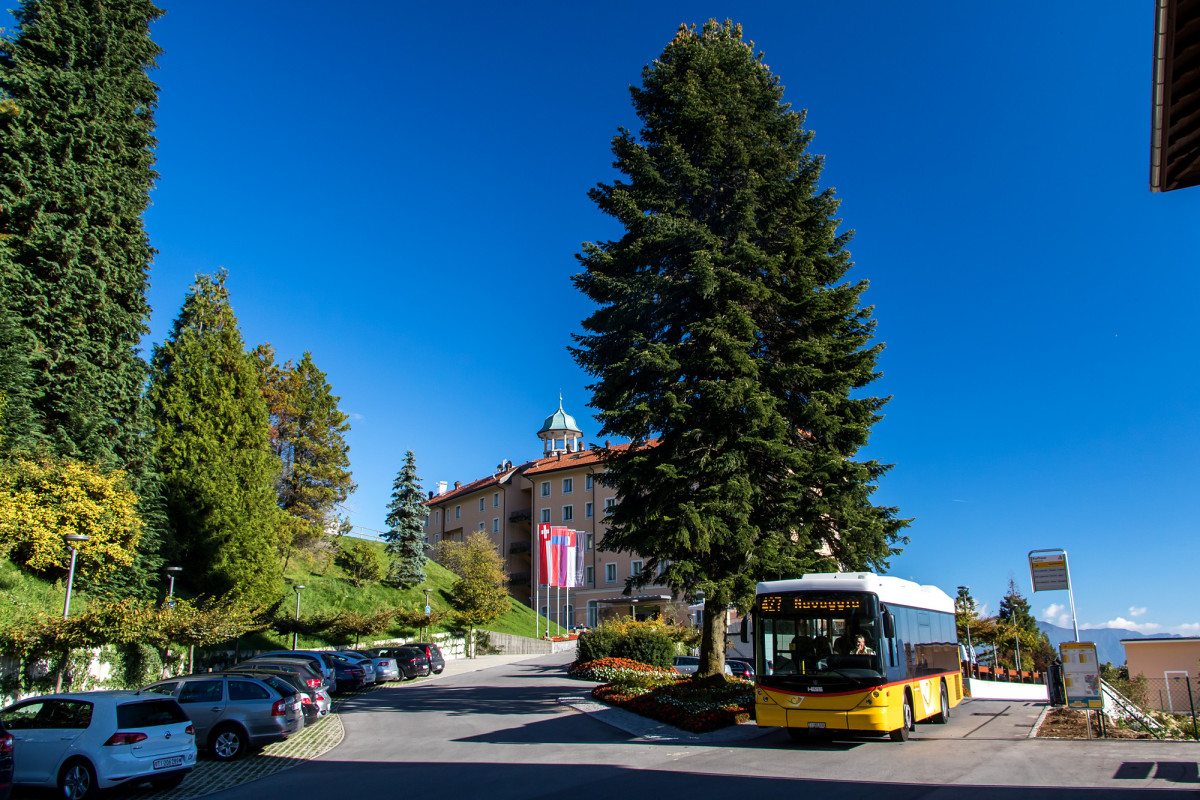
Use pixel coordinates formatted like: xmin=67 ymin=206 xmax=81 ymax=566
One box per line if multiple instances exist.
xmin=889 ymin=694 xmax=913 ymax=741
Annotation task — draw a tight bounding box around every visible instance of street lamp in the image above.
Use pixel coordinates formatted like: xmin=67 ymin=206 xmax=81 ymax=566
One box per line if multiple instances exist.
xmin=57 ymin=534 xmax=89 ymax=692
xmin=165 ymin=566 xmax=182 ymax=606
xmin=423 ymin=588 xmax=433 ymax=640
xmin=292 ymin=585 xmax=306 ymax=649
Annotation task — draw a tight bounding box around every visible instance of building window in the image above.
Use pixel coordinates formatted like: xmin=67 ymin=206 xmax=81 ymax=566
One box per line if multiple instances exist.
xmin=562 ymin=477 xmax=573 ymax=494
xmin=479 ymin=498 xmax=485 ymax=512
xmin=478 ymin=522 xmax=486 ymax=531
xmin=562 ymin=505 xmax=573 ymax=522
xmin=541 ymin=481 xmax=551 ymax=497
xmin=604 ymin=497 xmax=615 ymax=510
xmin=605 ymin=563 xmax=617 ymax=583
xmin=587 ymin=600 xmax=599 ymax=627
xmin=586 ymin=474 xmax=593 ymax=491
xmin=585 ymin=565 xmax=594 ymax=586
xmin=434 ymin=510 xmax=439 ymax=524
xmin=493 ymin=492 xmax=500 ymax=508
xmin=585 ymin=501 xmax=593 ymax=519
xmin=455 ymin=506 xmax=461 ymax=520
xmin=631 ymin=560 xmax=642 ymax=578
xmin=492 ymin=517 xmax=500 ymax=533
xmin=586 ymin=532 xmax=594 ymax=550
xmin=540 ymin=508 xmax=551 ymax=524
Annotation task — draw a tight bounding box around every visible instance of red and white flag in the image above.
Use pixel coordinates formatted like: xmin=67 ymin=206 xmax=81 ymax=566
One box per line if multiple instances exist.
xmin=538 ymin=524 xmax=576 ymax=587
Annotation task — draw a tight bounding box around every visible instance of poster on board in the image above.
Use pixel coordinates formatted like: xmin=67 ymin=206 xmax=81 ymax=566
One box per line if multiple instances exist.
xmin=1060 ymin=641 xmax=1102 ymax=709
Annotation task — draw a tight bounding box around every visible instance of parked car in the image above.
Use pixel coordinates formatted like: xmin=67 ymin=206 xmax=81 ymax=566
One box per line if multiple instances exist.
xmin=225 ymin=665 xmax=331 ymax=724
xmin=0 ymin=691 xmax=196 ymax=798
xmin=343 ymin=650 xmax=400 ymax=682
xmin=232 ymin=657 xmax=332 ymax=696
xmin=365 ymin=646 xmax=431 ymax=680
xmin=142 ymin=673 xmax=303 ymax=761
xmin=319 ymin=655 xmax=368 ymax=692
xmin=324 ymin=651 xmax=375 ymax=687
xmin=725 ymin=658 xmax=755 ymax=680
xmin=672 ymin=656 xmax=732 ymax=676
xmin=248 ymin=651 xmax=336 ymax=690
xmin=405 ymin=642 xmax=445 ymax=674
xmin=0 ymin=717 xmax=11 ymax=800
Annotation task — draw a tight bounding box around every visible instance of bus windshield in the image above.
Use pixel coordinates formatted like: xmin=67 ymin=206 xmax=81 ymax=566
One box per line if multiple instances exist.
xmin=758 ymin=591 xmax=884 ymax=684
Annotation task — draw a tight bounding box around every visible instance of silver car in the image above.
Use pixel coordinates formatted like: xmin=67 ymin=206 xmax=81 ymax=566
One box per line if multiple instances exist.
xmin=1 ymin=691 xmax=196 ymax=798
xmin=344 ymin=650 xmax=400 ymax=682
xmin=142 ymin=673 xmax=303 ymax=761
xmin=325 ymin=651 xmax=378 ymax=685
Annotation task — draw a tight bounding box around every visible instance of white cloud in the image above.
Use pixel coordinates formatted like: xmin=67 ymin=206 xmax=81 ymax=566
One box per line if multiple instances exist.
xmin=1088 ymin=617 xmax=1163 ymax=634
xmin=350 ymin=412 xmax=365 ymax=421
xmin=975 ymin=602 xmax=989 ymax=618
xmin=1129 ymin=606 xmax=1147 ymax=617
xmin=1040 ymin=604 xmax=1071 ymax=627
xmin=1173 ymin=622 xmax=1200 ymax=634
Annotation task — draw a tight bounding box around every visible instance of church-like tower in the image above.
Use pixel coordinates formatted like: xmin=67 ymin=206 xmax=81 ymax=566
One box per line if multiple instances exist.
xmin=537 ymin=396 xmax=583 ymax=455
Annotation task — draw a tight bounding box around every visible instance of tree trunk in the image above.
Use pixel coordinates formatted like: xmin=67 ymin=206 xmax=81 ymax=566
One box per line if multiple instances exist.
xmin=698 ymin=599 xmax=728 ymax=677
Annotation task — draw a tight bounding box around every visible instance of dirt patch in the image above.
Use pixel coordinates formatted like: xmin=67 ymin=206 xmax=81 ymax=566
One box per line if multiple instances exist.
xmin=1036 ymin=708 xmax=1152 ymax=739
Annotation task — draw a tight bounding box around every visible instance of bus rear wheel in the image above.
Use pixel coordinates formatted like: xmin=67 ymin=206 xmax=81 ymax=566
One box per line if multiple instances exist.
xmin=889 ymin=694 xmax=913 ymax=741
xmin=931 ymin=681 xmax=950 ymax=724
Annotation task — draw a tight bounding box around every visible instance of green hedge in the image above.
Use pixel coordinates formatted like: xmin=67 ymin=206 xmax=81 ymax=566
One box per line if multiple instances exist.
xmin=576 ymin=624 xmax=675 ymax=668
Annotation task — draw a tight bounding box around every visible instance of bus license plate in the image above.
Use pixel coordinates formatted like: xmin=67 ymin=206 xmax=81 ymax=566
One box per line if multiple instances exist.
xmin=808 ymin=722 xmax=826 ymax=729
xmin=153 ymin=757 xmax=184 ymax=770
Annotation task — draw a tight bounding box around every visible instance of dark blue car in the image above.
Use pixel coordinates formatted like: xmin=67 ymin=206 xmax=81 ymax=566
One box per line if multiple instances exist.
xmin=0 ymin=717 xmax=11 ymax=800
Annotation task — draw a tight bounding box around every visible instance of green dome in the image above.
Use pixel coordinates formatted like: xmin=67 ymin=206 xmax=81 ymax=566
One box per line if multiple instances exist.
xmin=538 ymin=397 xmax=582 ymax=435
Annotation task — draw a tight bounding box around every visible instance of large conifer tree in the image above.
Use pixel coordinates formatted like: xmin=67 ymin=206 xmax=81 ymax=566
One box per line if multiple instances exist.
xmin=572 ymin=21 xmax=909 ymax=675
xmin=0 ymin=0 xmax=162 ymax=466
xmin=384 ymin=451 xmax=427 ymax=589
xmin=253 ymin=347 xmax=356 ymax=549
xmin=148 ymin=272 xmax=283 ymax=603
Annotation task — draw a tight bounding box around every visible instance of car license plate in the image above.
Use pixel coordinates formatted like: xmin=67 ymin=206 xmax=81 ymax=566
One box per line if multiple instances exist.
xmin=153 ymin=756 xmax=184 ymax=770
xmin=807 ymin=722 xmax=826 ymax=729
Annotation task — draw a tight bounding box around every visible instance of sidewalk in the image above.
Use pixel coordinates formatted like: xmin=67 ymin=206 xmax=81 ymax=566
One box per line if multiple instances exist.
xmin=557 ymin=694 xmax=775 ymax=744
xmin=131 ymin=653 xmax=537 ymax=800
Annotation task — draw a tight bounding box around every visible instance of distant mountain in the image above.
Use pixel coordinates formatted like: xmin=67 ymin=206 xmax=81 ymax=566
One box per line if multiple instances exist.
xmin=1037 ymin=621 xmax=1180 ymax=666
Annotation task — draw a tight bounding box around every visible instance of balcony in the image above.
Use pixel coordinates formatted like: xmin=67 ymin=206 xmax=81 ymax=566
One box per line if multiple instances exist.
xmin=509 ymin=542 xmax=531 ymax=556
xmin=509 ymin=508 xmax=532 ymax=523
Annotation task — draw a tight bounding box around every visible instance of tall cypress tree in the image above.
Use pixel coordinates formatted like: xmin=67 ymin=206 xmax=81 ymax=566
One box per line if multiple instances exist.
xmin=148 ymin=272 xmax=283 ymax=604
xmin=572 ymin=21 xmax=909 ymax=675
xmin=0 ymin=0 xmax=162 ymax=467
xmin=384 ymin=451 xmax=427 ymax=589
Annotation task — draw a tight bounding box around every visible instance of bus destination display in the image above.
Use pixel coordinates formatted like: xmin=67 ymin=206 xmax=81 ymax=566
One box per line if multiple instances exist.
xmin=759 ymin=595 xmax=862 ymax=614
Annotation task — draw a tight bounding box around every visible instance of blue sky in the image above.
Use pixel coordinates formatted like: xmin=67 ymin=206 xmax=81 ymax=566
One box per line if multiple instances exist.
xmin=10 ymin=1 xmax=1198 ymax=636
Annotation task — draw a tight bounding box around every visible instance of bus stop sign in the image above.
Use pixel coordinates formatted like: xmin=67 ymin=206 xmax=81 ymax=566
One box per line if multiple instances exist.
xmin=1029 ymin=550 xmax=1070 ymax=592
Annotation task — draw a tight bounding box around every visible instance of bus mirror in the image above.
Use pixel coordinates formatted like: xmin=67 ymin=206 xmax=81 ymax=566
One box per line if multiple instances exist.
xmin=883 ymin=610 xmax=895 ymax=639
xmin=740 ymin=613 xmax=750 ymax=643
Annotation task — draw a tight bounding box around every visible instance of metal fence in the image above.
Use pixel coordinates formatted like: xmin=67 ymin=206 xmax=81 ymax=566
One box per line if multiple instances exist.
xmin=1102 ymin=674 xmax=1199 ymax=739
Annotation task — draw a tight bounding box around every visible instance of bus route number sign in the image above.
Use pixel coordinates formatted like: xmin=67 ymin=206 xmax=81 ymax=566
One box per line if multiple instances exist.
xmin=1029 ymin=551 xmax=1070 ymax=592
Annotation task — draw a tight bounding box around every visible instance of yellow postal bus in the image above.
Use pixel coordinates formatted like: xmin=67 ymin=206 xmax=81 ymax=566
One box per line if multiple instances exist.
xmin=745 ymin=572 xmax=962 ymax=742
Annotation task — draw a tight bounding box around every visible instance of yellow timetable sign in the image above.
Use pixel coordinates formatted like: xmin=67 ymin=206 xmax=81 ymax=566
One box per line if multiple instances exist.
xmin=1029 ymin=551 xmax=1070 ymax=592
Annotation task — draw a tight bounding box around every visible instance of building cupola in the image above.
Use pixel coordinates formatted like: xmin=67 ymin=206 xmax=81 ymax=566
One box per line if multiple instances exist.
xmin=538 ymin=396 xmax=583 ymax=455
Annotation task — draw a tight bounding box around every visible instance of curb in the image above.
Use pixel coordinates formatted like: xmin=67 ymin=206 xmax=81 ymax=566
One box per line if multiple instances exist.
xmin=557 ymin=694 xmax=773 ymax=744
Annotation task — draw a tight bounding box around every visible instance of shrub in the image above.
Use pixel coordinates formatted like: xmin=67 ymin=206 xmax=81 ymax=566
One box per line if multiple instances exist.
xmin=575 ymin=617 xmax=678 ymax=668
xmin=568 ymin=657 xmax=679 ymax=683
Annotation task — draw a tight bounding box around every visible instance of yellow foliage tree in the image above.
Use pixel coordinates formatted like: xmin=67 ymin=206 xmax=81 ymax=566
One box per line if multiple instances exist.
xmin=0 ymin=457 xmax=143 ymax=582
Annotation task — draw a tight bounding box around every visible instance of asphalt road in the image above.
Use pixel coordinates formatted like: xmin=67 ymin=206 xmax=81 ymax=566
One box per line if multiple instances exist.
xmin=200 ymin=651 xmax=1200 ymax=800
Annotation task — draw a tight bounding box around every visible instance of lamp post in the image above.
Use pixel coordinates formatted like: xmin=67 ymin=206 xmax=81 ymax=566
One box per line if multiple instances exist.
xmin=423 ymin=588 xmax=433 ymax=641
xmin=165 ymin=566 xmax=182 ymax=607
xmin=57 ymin=534 xmax=89 ymax=692
xmin=292 ymin=585 xmax=306 ymax=649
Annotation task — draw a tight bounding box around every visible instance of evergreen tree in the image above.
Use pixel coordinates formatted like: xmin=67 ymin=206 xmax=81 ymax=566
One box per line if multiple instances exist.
xmin=0 ymin=0 xmax=165 ymax=597
xmin=998 ymin=578 xmax=1038 ymax=634
xmin=0 ymin=0 xmax=161 ymax=467
xmin=147 ymin=272 xmax=283 ymax=603
xmin=253 ymin=347 xmax=356 ymax=555
xmin=572 ymin=20 xmax=909 ymax=676
xmin=383 ymin=450 xmax=427 ymax=588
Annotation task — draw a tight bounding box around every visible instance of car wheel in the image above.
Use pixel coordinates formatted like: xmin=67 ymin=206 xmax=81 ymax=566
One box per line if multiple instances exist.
xmin=890 ymin=694 xmax=913 ymax=742
xmin=931 ymin=681 xmax=951 ymax=724
xmin=58 ymin=758 xmax=98 ymax=800
xmin=210 ymin=723 xmax=248 ymax=761
xmin=151 ymin=773 xmax=187 ymax=790
xmin=434 ymin=668 xmax=443 ymax=674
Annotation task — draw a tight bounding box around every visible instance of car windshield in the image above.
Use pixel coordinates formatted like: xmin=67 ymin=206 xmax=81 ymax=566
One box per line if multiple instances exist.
xmin=759 ymin=591 xmax=884 ymax=684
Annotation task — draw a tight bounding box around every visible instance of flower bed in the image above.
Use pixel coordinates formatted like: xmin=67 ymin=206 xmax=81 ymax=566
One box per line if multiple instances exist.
xmin=568 ymin=657 xmax=679 ymax=683
xmin=593 ymin=675 xmax=754 ymax=733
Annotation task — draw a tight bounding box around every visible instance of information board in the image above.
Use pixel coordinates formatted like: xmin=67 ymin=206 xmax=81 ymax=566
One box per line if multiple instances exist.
xmin=1060 ymin=641 xmax=1102 ymax=709
xmin=1029 ymin=550 xmax=1070 ymax=592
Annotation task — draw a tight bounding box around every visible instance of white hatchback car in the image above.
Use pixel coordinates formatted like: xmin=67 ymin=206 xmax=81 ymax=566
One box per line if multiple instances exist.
xmin=0 ymin=691 xmax=196 ymax=799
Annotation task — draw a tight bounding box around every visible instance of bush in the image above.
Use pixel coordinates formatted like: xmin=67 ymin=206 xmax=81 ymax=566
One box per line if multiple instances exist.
xmin=575 ymin=617 xmax=677 ymax=668
xmin=568 ymin=657 xmax=679 ymax=683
